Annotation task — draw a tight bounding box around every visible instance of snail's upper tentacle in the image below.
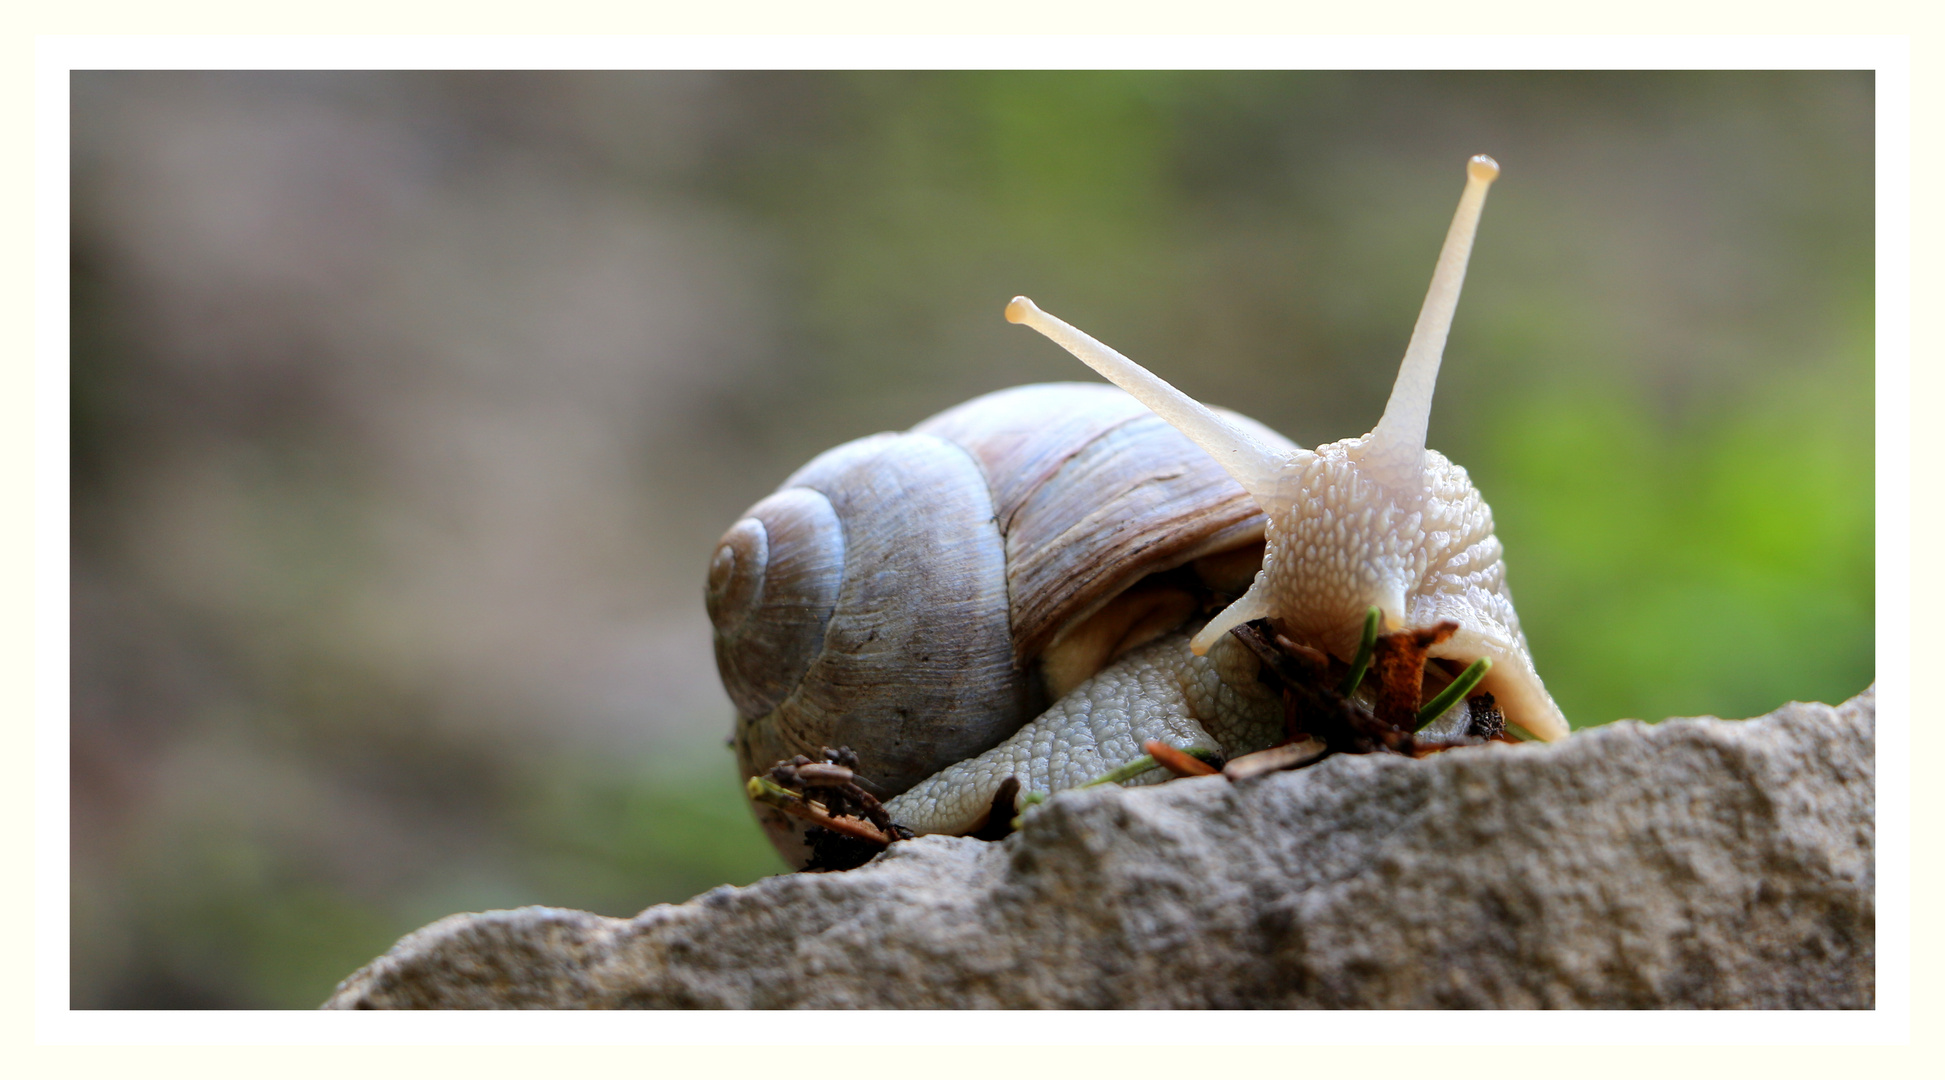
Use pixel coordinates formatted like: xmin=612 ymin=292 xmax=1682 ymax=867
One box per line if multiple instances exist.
xmin=1359 ymin=154 xmax=1499 ymax=492
xmin=1004 ymin=296 xmax=1302 ymax=505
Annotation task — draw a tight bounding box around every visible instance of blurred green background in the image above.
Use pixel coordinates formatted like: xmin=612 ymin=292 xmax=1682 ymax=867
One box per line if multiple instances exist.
xmin=69 ymin=71 xmax=1873 ymax=1008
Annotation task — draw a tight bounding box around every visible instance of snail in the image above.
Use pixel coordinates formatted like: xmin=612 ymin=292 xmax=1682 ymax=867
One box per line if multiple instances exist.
xmin=709 ymin=154 xmax=1568 ymax=867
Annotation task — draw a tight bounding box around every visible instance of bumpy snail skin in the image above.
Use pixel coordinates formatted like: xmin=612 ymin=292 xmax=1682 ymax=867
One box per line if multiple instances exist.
xmin=884 ymin=627 xmax=1282 ymax=835
xmin=1262 ymin=440 xmax=1564 ymax=741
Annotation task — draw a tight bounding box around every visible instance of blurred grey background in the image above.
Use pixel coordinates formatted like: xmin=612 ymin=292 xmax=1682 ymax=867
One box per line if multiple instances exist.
xmin=70 ymin=71 xmax=1873 ymax=1008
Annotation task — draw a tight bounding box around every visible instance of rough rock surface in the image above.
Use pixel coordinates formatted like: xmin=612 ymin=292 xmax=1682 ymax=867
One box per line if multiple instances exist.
xmin=325 ymin=689 xmax=1875 ymax=1009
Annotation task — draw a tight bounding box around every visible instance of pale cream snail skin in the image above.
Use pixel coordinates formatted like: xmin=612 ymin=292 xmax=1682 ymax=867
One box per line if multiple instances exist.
xmin=883 ymin=154 xmax=1569 ymax=836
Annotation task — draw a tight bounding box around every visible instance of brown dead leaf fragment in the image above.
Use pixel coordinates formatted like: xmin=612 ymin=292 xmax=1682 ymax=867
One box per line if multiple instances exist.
xmin=1371 ymin=621 xmax=1458 ymax=731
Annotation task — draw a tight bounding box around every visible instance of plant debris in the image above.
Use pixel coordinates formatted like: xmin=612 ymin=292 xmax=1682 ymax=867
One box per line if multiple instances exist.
xmin=1372 ymin=622 xmax=1458 ymax=731
xmin=1407 ymin=691 xmax=1509 ymax=751
xmin=1227 ymin=613 xmax=1507 ymax=780
xmin=1222 ymin=737 xmax=1327 ymax=780
xmin=1144 ymin=739 xmax=1221 ymax=777
xmin=1467 ymin=695 xmax=1506 ymax=740
xmin=748 ymin=745 xmax=914 ymax=872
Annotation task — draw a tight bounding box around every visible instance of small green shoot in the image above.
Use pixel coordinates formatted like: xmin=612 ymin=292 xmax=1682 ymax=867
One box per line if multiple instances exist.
xmin=1019 ymin=743 xmax=1218 ymax=829
xmin=745 ymin=775 xmax=798 ymax=806
xmin=1009 ymin=790 xmax=1047 ymax=831
xmin=1339 ymin=606 xmax=1381 ymax=696
xmin=1081 ymin=755 xmax=1160 ymax=787
xmin=1414 ymin=657 xmax=1492 ymax=731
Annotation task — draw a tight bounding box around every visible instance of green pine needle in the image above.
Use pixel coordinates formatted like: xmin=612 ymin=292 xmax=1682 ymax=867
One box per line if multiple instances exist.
xmin=1339 ymin=606 xmax=1381 ymax=696
xmin=1081 ymin=755 xmax=1160 ymax=787
xmin=1414 ymin=657 xmax=1492 ymax=731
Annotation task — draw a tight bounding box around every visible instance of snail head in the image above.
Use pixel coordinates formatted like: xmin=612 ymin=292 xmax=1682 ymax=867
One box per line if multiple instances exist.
xmin=1006 ymin=154 xmax=1568 ymax=742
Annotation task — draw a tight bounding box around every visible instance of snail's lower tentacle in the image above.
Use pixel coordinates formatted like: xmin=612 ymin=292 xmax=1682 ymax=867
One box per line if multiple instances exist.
xmin=883 ymin=626 xmax=1282 ymax=836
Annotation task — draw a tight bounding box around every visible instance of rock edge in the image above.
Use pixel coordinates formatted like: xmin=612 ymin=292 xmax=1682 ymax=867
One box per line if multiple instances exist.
xmin=325 ymin=688 xmax=1875 ymax=1008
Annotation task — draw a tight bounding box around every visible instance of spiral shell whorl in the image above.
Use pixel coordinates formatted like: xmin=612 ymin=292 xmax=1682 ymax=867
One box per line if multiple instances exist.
xmin=707 ymin=488 xmax=844 ymax=720
xmin=724 ymin=432 xmax=1026 ymax=800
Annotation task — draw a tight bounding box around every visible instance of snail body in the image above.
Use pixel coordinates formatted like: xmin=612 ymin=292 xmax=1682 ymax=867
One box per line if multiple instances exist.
xmin=712 ymin=154 xmax=1569 ymax=865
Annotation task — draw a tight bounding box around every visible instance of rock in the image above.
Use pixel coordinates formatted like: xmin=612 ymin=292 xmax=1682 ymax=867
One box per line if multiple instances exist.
xmin=324 ymin=688 xmax=1875 ymax=1009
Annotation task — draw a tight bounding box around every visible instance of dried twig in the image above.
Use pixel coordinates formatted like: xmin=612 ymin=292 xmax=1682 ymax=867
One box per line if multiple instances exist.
xmin=746 ymin=774 xmax=895 ymax=846
xmin=1222 ymin=738 xmax=1327 ymax=781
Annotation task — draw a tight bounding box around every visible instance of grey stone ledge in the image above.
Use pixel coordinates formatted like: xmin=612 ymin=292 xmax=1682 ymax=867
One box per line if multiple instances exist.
xmin=325 ymin=687 xmax=1875 ymax=1009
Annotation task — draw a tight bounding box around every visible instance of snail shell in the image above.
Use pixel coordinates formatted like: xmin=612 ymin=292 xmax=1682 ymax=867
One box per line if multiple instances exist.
xmin=708 ymin=382 xmax=1299 ymax=864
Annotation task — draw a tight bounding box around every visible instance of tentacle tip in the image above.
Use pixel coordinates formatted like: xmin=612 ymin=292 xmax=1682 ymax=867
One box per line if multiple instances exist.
xmin=1004 ymin=296 xmax=1038 ymax=324
xmin=1467 ymin=154 xmax=1500 ymax=183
